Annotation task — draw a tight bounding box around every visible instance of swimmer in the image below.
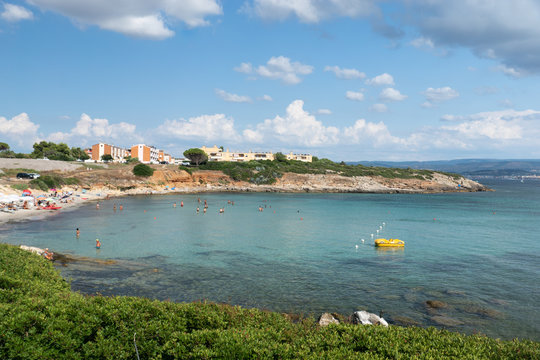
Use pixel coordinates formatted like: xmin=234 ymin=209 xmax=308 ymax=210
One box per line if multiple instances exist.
xmin=196 ymin=207 xmax=199 ymax=213
xmin=219 ymin=208 xmax=224 ymax=213
xmin=96 ymin=239 xmax=101 ymax=249
xmin=113 ymin=204 xmax=117 ymax=212
xmin=76 ymin=228 xmax=80 ymax=238
xmin=96 ymin=203 xmax=100 ymax=209
xmin=203 ymin=207 xmax=207 ymax=214
xmin=119 ymin=205 xmax=123 ymax=211
xmin=180 ymin=201 xmax=184 ymax=207
xmin=173 ymin=202 xmax=177 ymax=208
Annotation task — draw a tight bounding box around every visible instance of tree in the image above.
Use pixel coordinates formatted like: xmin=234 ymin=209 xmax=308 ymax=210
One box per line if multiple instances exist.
xmin=101 ymin=154 xmax=113 ymax=162
xmin=183 ymin=148 xmax=208 ymax=166
xmin=71 ymin=147 xmax=89 ymax=161
xmin=0 ymin=142 xmax=9 ymax=152
xmin=274 ymin=152 xmax=287 ymax=162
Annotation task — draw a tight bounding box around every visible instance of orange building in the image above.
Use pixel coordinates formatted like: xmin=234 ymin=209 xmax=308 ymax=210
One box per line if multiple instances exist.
xmin=91 ymin=143 xmax=129 ymax=162
xmin=131 ymin=144 xmax=159 ymax=164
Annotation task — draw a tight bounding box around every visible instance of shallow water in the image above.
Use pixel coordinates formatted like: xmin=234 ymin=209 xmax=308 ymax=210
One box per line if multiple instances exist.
xmin=1 ymin=179 xmax=539 ymax=341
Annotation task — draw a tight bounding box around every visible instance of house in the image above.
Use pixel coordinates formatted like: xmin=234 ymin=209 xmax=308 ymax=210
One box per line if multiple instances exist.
xmin=91 ymin=143 xmax=129 ymax=162
xmin=131 ymin=144 xmax=159 ymax=164
xmin=200 ymin=145 xmax=312 ymax=162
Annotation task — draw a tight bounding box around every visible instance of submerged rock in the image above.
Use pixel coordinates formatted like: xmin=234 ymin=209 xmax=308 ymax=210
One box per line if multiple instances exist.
xmin=431 ymin=315 xmax=464 ymax=327
xmin=352 ymin=311 xmax=389 ymax=327
xmin=425 ymin=300 xmax=448 ymax=309
xmin=392 ymin=316 xmax=420 ymax=327
xmin=318 ymin=313 xmax=339 ymax=326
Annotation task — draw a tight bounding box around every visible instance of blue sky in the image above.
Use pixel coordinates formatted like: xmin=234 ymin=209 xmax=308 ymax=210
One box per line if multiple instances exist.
xmin=1 ymin=0 xmax=540 ymax=161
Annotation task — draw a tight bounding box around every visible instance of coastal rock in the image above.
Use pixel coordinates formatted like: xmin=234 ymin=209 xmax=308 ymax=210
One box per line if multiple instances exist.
xmin=352 ymin=311 xmax=389 ymax=327
xmin=392 ymin=316 xmax=420 ymax=327
xmin=318 ymin=313 xmax=339 ymax=326
xmin=20 ymin=245 xmax=45 ymax=256
xmin=425 ymin=300 xmax=448 ymax=309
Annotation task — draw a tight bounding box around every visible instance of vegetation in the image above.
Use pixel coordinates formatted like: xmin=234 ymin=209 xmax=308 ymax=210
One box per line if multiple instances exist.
xmin=124 ymin=156 xmax=139 ymax=164
xmin=133 ymin=163 xmax=154 ymax=177
xmin=183 ymin=148 xmax=208 ymax=166
xmin=198 ymin=157 xmax=448 ymax=185
xmin=0 ymin=243 xmax=538 ymax=359
xmin=0 ymin=142 xmax=31 ymax=158
xmin=29 ymin=175 xmax=80 ymax=191
xmin=101 ymin=154 xmax=114 ymax=162
xmin=10 ymin=184 xmax=29 ymax=191
xmin=30 ymin=141 xmax=89 ymax=161
xmin=178 ymin=165 xmax=193 ymax=175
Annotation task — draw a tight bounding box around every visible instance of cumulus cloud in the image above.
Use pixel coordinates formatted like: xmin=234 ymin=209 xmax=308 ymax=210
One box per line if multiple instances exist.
xmin=379 ymin=88 xmax=407 ymax=102
xmin=0 ymin=113 xmax=40 ymax=148
xmin=345 ymin=90 xmax=365 ymax=101
xmin=157 ymin=114 xmax=240 ymax=142
xmin=422 ymin=86 xmax=459 ymax=107
xmin=235 ymin=56 xmax=313 ymax=84
xmin=493 ymin=65 xmax=524 ymax=78
xmin=215 ymin=89 xmax=252 ymax=103
xmin=365 ymin=73 xmax=394 ymax=86
xmin=48 ymin=114 xmax=140 ymax=145
xmin=324 ymin=65 xmax=365 ymax=79
xmin=242 ymin=100 xmax=339 ymax=146
xmin=343 ymin=119 xmax=402 ymax=146
xmin=242 ymin=0 xmax=378 ymax=23
xmin=369 ymin=103 xmax=388 ymax=113
xmin=440 ymin=110 xmax=536 ymax=140
xmin=1 ymin=3 xmax=33 ymax=22
xmin=26 ymin=0 xmax=222 ymax=39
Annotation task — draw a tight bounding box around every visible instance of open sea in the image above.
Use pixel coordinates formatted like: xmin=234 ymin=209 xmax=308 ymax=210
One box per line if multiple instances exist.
xmin=1 ymin=179 xmax=539 ymax=341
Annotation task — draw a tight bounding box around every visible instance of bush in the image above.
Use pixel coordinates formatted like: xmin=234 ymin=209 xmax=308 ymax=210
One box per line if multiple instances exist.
xmin=133 ymin=164 xmax=154 ymax=177
xmin=178 ymin=166 xmax=192 ymax=175
xmin=28 ymin=175 xmax=80 ymax=191
xmin=0 ymin=243 xmax=538 ymax=359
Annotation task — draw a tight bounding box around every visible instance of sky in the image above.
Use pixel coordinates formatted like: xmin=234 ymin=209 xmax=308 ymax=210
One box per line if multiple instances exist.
xmin=1 ymin=0 xmax=540 ymax=161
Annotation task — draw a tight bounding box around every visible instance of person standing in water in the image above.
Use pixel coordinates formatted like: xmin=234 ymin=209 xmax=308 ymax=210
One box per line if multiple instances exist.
xmin=173 ymin=202 xmax=177 ymax=208
xmin=96 ymin=239 xmax=101 ymax=249
xmin=76 ymin=228 xmax=80 ymax=238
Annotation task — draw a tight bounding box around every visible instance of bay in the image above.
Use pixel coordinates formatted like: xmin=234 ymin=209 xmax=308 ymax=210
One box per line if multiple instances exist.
xmin=1 ymin=179 xmax=539 ymax=341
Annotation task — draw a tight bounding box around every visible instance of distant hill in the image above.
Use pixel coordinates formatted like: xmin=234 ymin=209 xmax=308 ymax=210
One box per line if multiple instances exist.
xmin=349 ymin=159 xmax=540 ymax=176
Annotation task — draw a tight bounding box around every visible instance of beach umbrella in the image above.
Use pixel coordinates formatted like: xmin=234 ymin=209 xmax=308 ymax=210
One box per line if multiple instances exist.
xmin=22 ymin=189 xmax=32 ymax=195
xmin=36 ymin=194 xmax=46 ymax=198
xmin=50 ymin=188 xmax=57 ymax=192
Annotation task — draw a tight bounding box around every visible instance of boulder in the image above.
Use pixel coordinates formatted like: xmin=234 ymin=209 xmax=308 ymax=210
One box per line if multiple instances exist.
xmin=431 ymin=315 xmax=464 ymax=327
xmin=352 ymin=311 xmax=388 ymax=327
xmin=318 ymin=313 xmax=339 ymax=326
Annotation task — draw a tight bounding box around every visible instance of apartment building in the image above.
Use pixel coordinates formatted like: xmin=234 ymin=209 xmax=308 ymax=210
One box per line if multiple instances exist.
xmin=200 ymin=145 xmax=311 ymax=162
xmin=131 ymin=144 xmax=159 ymax=164
xmin=91 ymin=143 xmax=129 ymax=162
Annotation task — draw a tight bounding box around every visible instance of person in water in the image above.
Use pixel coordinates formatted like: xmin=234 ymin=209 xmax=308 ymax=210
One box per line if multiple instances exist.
xmin=196 ymin=207 xmax=200 ymax=213
xmin=96 ymin=239 xmax=101 ymax=249
xmin=96 ymin=203 xmax=100 ymax=209
xmin=173 ymin=202 xmax=177 ymax=208
xmin=113 ymin=204 xmax=117 ymax=212
xmin=76 ymin=228 xmax=80 ymax=238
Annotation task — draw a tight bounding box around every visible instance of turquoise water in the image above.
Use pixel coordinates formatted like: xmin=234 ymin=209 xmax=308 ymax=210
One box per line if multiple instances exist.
xmin=1 ymin=179 xmax=539 ymax=341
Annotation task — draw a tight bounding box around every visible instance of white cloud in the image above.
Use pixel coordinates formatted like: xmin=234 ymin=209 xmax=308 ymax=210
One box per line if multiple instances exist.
xmin=215 ymin=89 xmax=252 ymax=103
xmin=498 ymin=99 xmax=514 ymax=108
xmin=365 ymin=73 xmax=394 ymax=86
xmin=345 ymin=90 xmax=365 ymax=101
xmin=0 ymin=113 xmax=40 ymax=148
xmin=422 ymin=87 xmax=459 ymax=107
xmin=48 ymin=114 xmax=140 ymax=146
xmin=1 ymin=3 xmax=33 ymax=22
xmin=243 ymin=0 xmax=378 ymax=23
xmin=369 ymin=103 xmax=388 ymax=113
xmin=258 ymin=94 xmax=273 ymax=101
xmin=317 ymin=109 xmax=332 ymax=115
xmin=494 ymin=65 xmax=524 ymax=78
xmin=157 ymin=114 xmax=240 ymax=142
xmin=410 ymin=37 xmax=434 ymax=49
xmin=379 ymin=88 xmax=407 ymax=102
xmin=343 ymin=119 xmax=402 ymax=146
xmin=243 ymin=100 xmax=339 ymax=146
xmin=441 ymin=111 xmax=528 ymax=140
xmin=27 ymin=0 xmax=222 ymax=39
xmin=235 ymin=56 xmax=313 ymax=84
xmin=324 ymin=65 xmax=365 ymax=79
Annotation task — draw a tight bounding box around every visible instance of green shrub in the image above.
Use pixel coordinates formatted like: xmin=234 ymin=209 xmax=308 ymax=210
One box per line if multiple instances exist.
xmin=0 ymin=243 xmax=538 ymax=359
xmin=178 ymin=166 xmax=192 ymax=175
xmin=133 ymin=164 xmax=154 ymax=177
xmin=10 ymin=184 xmax=28 ymax=191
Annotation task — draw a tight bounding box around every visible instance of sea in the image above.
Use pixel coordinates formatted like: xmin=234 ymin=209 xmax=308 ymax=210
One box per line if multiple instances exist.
xmin=1 ymin=179 xmax=539 ymax=341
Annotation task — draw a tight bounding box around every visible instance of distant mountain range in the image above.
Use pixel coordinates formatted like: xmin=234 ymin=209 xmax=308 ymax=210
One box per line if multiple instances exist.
xmin=349 ymin=159 xmax=540 ymax=176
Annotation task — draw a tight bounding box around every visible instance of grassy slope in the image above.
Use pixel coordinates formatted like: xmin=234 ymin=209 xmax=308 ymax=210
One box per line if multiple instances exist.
xmin=1 ymin=244 xmax=537 ymax=359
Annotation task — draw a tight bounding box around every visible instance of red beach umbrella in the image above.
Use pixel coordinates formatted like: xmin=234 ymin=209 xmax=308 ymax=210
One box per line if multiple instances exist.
xmin=22 ymin=189 xmax=32 ymax=195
